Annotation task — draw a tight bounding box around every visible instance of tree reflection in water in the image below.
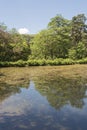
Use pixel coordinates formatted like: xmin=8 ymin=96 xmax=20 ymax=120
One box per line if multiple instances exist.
xmin=34 ymin=73 xmax=87 ymax=109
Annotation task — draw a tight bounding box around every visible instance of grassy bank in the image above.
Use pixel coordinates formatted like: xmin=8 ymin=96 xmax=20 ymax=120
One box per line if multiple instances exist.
xmin=0 ymin=58 xmax=87 ymax=67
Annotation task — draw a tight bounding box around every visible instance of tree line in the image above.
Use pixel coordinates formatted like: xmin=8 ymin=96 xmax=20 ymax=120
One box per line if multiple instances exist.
xmin=0 ymin=14 xmax=87 ymax=63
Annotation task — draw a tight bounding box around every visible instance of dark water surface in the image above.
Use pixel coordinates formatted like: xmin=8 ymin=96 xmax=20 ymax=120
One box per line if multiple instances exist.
xmin=0 ymin=65 xmax=87 ymax=130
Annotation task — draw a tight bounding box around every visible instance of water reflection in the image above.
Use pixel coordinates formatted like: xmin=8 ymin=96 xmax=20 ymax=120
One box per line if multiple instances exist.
xmin=34 ymin=76 xmax=87 ymax=109
xmin=0 ymin=66 xmax=87 ymax=130
xmin=0 ymin=81 xmax=30 ymax=103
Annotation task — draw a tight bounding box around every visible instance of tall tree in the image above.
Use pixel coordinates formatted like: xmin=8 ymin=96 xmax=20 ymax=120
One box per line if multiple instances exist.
xmin=0 ymin=29 xmax=13 ymax=61
xmin=31 ymin=27 xmax=70 ymax=59
xmin=48 ymin=14 xmax=70 ymax=29
xmin=71 ymin=14 xmax=87 ymax=45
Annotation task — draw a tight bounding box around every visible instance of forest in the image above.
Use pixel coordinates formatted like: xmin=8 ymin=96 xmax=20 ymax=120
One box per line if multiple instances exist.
xmin=0 ymin=13 xmax=87 ymax=66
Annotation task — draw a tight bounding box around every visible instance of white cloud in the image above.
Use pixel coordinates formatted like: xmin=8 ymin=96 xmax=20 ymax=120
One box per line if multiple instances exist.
xmin=18 ymin=28 xmax=29 ymax=34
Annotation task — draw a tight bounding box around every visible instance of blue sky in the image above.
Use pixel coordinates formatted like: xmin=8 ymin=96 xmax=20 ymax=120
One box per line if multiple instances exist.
xmin=0 ymin=0 xmax=87 ymax=34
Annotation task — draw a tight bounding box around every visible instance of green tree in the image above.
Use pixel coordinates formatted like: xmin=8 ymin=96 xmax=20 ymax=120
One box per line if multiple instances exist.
xmin=69 ymin=42 xmax=87 ymax=59
xmin=76 ymin=42 xmax=87 ymax=59
xmin=0 ymin=29 xmax=13 ymax=61
xmin=71 ymin=14 xmax=87 ymax=45
xmin=11 ymin=34 xmax=31 ymax=61
xmin=0 ymin=26 xmax=32 ymax=61
xmin=48 ymin=14 xmax=70 ymax=29
xmin=31 ymin=15 xmax=71 ymax=59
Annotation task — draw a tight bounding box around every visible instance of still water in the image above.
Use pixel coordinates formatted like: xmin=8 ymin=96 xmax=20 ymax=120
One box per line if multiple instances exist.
xmin=0 ymin=65 xmax=87 ymax=130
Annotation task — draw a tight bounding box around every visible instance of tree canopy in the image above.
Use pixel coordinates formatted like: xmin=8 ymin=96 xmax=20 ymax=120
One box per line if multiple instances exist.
xmin=0 ymin=14 xmax=87 ymax=63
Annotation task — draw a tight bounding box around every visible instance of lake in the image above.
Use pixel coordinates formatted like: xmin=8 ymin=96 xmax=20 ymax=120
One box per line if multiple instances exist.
xmin=0 ymin=65 xmax=87 ymax=130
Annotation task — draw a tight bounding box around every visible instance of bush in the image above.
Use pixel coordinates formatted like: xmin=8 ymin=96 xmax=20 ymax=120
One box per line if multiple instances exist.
xmin=0 ymin=60 xmax=27 ymax=67
xmin=14 ymin=60 xmax=27 ymax=67
xmin=77 ymin=58 xmax=87 ymax=64
xmin=1 ymin=58 xmax=87 ymax=67
xmin=61 ymin=59 xmax=75 ymax=65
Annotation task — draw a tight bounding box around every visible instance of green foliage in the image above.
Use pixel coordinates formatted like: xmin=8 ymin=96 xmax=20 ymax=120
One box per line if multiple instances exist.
xmin=0 ymin=14 xmax=87 ymax=66
xmin=68 ymin=48 xmax=76 ymax=60
xmin=0 ymin=29 xmax=32 ymax=62
xmin=76 ymin=42 xmax=87 ymax=59
xmin=76 ymin=58 xmax=87 ymax=64
xmin=0 ymin=58 xmax=75 ymax=67
xmin=31 ymin=26 xmax=70 ymax=59
xmin=0 ymin=60 xmax=27 ymax=67
xmin=48 ymin=14 xmax=70 ymax=29
xmin=71 ymin=14 xmax=87 ymax=45
xmin=13 ymin=60 xmax=27 ymax=67
xmin=69 ymin=42 xmax=87 ymax=59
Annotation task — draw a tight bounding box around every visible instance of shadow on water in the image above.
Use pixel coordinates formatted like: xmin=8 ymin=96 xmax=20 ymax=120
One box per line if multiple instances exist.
xmin=0 ymin=66 xmax=87 ymax=130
